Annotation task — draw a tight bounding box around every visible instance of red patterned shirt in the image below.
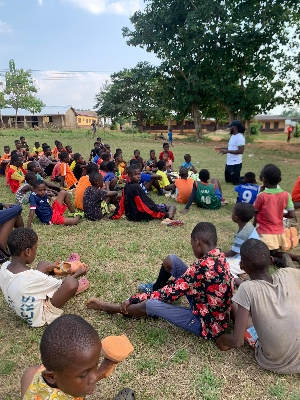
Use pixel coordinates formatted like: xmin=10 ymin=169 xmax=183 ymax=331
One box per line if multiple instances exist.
xmin=129 ymin=249 xmax=234 ymax=339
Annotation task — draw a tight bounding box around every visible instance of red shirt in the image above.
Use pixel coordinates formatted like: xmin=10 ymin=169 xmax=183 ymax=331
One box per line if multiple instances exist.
xmin=292 ymin=177 xmax=300 ymax=202
xmin=7 ymin=165 xmax=26 ymax=193
xmin=159 ymin=150 xmax=174 ymax=162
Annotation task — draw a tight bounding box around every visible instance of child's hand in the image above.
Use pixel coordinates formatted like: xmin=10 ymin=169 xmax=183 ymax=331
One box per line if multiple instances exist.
xmin=216 ymin=336 xmax=230 ymax=351
xmin=72 ymin=263 xmax=89 ymax=278
xmin=120 ymin=299 xmax=130 ymax=314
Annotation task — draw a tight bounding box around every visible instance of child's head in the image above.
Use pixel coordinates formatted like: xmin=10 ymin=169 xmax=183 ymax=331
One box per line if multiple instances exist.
xmin=74 ymin=153 xmax=84 ymax=164
xmin=191 ymin=222 xmax=217 ymax=258
xmin=157 ymin=160 xmax=166 ymax=171
xmin=34 ymin=142 xmax=40 ymax=148
xmin=199 ymin=169 xmax=210 ymax=182
xmin=107 ymin=161 xmax=116 ymax=172
xmin=93 ymin=141 xmax=100 ymax=149
xmin=65 ymin=145 xmax=72 ymax=154
xmin=4 ymin=145 xmax=10 ymax=153
xmin=57 ymin=143 xmax=63 ymax=152
xmin=259 ymin=163 xmax=275 ymax=182
xmin=24 ymin=171 xmax=37 ymax=185
xmin=20 ymin=136 xmax=26 ymax=144
xmin=127 ymin=164 xmax=141 ymax=183
xmin=86 ymin=163 xmax=99 ymax=175
xmin=59 ymin=152 xmax=69 ymax=163
xmin=163 ymin=142 xmax=169 ymax=151
xmin=179 ymin=167 xmax=189 ymax=179
xmin=130 ymin=159 xmax=142 ymax=170
xmin=114 ymin=153 xmax=123 ymax=163
xmin=40 ymin=314 xmax=101 ymax=398
xmin=54 ymin=140 xmax=60 ymax=146
xmin=14 ymin=140 xmax=21 ymax=150
xmin=99 ymin=161 xmax=108 ymax=171
xmin=240 ymin=239 xmax=270 ymax=274
xmin=243 ymin=172 xmax=256 ymax=184
xmin=32 ymin=180 xmax=47 ymax=196
xmin=184 ymin=154 xmax=191 ymax=163
xmin=27 ymin=161 xmax=41 ymax=173
xmin=43 ymin=146 xmax=52 ymax=157
xmin=115 ymin=148 xmax=122 ymax=156
xmin=232 ymin=203 xmax=255 ymax=223
xmin=89 ymin=172 xmax=103 ymax=188
xmin=149 ymin=150 xmax=155 ymax=159
xmin=162 ymin=152 xmax=169 ymax=162
xmin=97 ymin=137 xmax=101 ymax=143
xmin=101 ymin=153 xmax=109 ymax=162
xmin=134 ymin=149 xmax=140 ymax=158
xmin=7 ymin=227 xmax=38 ymax=263
xmin=262 ymin=165 xmax=281 ymax=186
xmin=11 ymin=153 xmax=23 ymax=167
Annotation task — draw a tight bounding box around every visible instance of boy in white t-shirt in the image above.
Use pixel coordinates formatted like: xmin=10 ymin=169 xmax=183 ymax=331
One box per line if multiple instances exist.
xmin=218 ymin=120 xmax=245 ymax=185
xmin=0 ymin=228 xmax=88 ymax=327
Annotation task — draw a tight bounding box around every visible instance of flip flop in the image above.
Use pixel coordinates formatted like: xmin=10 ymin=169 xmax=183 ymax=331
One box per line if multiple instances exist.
xmin=67 ymin=253 xmax=80 ymax=262
xmin=76 ymin=277 xmax=89 ymax=295
xmin=166 ymin=220 xmax=184 ymax=226
xmin=114 ymin=388 xmax=135 ymax=400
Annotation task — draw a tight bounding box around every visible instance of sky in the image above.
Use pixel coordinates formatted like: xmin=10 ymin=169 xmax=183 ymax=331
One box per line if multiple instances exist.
xmin=0 ymin=0 xmax=159 ymax=109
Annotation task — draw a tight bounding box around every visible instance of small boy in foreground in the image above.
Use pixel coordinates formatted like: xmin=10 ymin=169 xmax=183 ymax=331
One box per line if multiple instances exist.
xmin=234 ymin=171 xmax=259 ymax=204
xmin=0 ymin=228 xmax=89 ymax=327
xmin=21 ymin=314 xmax=135 ymax=399
xmin=87 ymin=222 xmax=234 ymax=339
xmin=216 ymin=239 xmax=300 ymax=374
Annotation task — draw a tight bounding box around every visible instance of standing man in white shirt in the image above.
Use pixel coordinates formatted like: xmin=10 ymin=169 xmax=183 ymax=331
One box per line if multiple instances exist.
xmin=219 ymin=120 xmax=245 ymax=185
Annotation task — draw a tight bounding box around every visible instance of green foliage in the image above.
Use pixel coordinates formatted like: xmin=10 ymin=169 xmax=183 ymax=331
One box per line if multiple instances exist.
xmin=172 ymin=348 xmax=189 ymax=363
xmin=281 ymin=108 xmax=300 ymax=118
xmin=3 ymin=60 xmax=44 ymax=124
xmin=145 ymin=327 xmax=168 ymax=347
xmin=295 ymin=124 xmax=300 ymax=138
xmin=0 ymin=360 xmax=15 ymax=375
xmin=250 ymin=120 xmax=262 ymax=135
xmin=194 ymin=367 xmax=223 ymax=400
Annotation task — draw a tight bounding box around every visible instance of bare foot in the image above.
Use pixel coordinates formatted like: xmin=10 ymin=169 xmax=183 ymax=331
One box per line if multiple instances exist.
xmin=86 ymin=298 xmax=121 ymax=314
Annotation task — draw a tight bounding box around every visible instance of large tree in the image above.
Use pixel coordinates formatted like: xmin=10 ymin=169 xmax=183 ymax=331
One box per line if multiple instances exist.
xmin=4 ymin=59 xmax=44 ymax=128
xmin=94 ymin=62 xmax=161 ymax=131
xmin=123 ymin=0 xmax=300 ymax=138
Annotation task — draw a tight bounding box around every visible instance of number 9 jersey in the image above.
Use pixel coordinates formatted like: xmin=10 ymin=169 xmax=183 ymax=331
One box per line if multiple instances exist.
xmin=234 ymin=183 xmax=260 ymax=204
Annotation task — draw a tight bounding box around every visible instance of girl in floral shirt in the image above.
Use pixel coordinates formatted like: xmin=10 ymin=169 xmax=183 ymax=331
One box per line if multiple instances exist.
xmin=87 ymin=222 xmax=234 ymax=339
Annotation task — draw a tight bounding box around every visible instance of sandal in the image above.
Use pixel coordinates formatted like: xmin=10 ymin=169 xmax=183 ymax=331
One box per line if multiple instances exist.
xmin=162 ymin=218 xmax=184 ymax=226
xmin=114 ymin=388 xmax=135 ymax=400
xmin=0 ymin=244 xmax=10 ymax=263
xmin=76 ymin=277 xmax=90 ymax=295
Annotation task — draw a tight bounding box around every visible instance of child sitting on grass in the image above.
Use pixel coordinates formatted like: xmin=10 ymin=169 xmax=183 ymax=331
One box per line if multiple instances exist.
xmin=0 ymin=228 xmax=88 ymax=327
xmin=181 ymin=153 xmax=197 ymax=173
xmin=104 ymin=161 xmax=118 ymax=191
xmin=234 ymin=171 xmax=259 ymax=204
xmin=83 ymin=173 xmax=120 ymax=221
xmin=254 ymin=165 xmax=300 ymax=267
xmin=182 ymin=169 xmax=223 ymax=212
xmin=146 ymin=149 xmax=157 ymax=171
xmin=15 ymin=172 xmax=37 ymax=205
xmin=21 ymin=314 xmax=135 ymax=399
xmin=131 ymin=149 xmax=144 ymax=167
xmin=87 ymin=222 xmax=234 ymax=339
xmin=216 ymin=238 xmax=300 ymax=374
xmin=223 ymin=203 xmax=259 ymax=281
xmin=74 ymin=163 xmax=99 ymax=210
xmin=130 ymin=159 xmax=164 ymax=195
xmin=172 ymin=167 xmax=194 ymax=203
xmin=111 ymin=164 xmax=176 ymax=221
xmin=27 ymin=180 xmax=81 ymax=227
xmin=72 ymin=153 xmax=87 ymax=181
xmin=155 ymin=160 xmax=175 ymax=192
xmin=7 ymin=153 xmax=26 ymax=193
xmin=59 ymin=152 xmax=78 ymax=189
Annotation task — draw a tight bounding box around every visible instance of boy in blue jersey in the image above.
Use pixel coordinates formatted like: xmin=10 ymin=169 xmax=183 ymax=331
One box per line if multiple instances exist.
xmin=234 ymin=172 xmax=259 ymax=205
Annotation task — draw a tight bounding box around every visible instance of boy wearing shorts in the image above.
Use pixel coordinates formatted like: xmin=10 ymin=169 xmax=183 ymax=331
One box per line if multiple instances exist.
xmin=0 ymin=228 xmax=88 ymax=327
xmin=27 ymin=180 xmax=80 ymax=227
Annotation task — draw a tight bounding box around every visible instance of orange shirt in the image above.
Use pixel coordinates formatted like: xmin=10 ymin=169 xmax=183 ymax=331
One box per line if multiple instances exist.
xmin=2 ymin=153 xmax=11 ymax=160
xmin=60 ymin=162 xmax=77 ymax=188
xmin=74 ymin=176 xmax=91 ymax=210
xmin=292 ymin=176 xmax=300 ymax=202
xmin=174 ymin=178 xmax=194 ymax=203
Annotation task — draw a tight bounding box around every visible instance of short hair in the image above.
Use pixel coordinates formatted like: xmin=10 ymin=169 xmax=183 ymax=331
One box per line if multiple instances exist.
xmin=24 ymin=171 xmax=37 ymax=182
xmin=32 ymin=179 xmax=45 ymax=189
xmin=134 ymin=149 xmax=140 ymax=154
xmin=59 ymin=152 xmax=69 ymax=162
xmin=11 ymin=150 xmax=19 ymax=157
xmin=86 ymin=163 xmax=99 ymax=175
xmin=42 ymin=143 xmax=48 ymax=148
xmin=40 ymin=314 xmax=99 ymax=372
xmin=94 ymin=141 xmax=99 ymax=146
xmin=43 ymin=145 xmax=51 ymax=152
xmin=97 ymin=137 xmax=101 ymax=141
xmin=234 ymin=203 xmax=255 ymax=222
xmin=54 ymin=140 xmax=60 ymax=145
xmin=65 ymin=145 xmax=72 ymax=151
xmin=244 ymin=172 xmax=256 ymax=184
xmin=4 ymin=145 xmax=10 ymax=149
xmin=163 ymin=142 xmax=169 ymax=148
xmin=107 ymin=161 xmax=116 ymax=172
xmin=240 ymin=239 xmax=270 ymax=271
xmin=184 ymin=154 xmax=191 ymax=160
xmin=7 ymin=228 xmax=38 ymax=256
xmin=127 ymin=164 xmax=140 ymax=175
xmin=191 ymin=222 xmax=217 ymax=247
xmin=157 ymin=160 xmax=166 ymax=170
xmin=20 ymin=136 xmax=25 ymax=140
xmin=89 ymin=172 xmax=102 ymax=186
xmin=102 ymin=153 xmax=109 ymax=161
xmin=150 ymin=149 xmax=155 ymax=154
xmin=34 ymin=142 xmax=40 ymax=146
xmin=11 ymin=153 xmax=22 ymax=163
xmin=73 ymin=153 xmax=82 ymax=162
xmin=179 ymin=167 xmax=188 ymax=177
xmin=263 ymin=165 xmax=281 ymax=185
xmin=199 ymin=169 xmax=210 ymax=182
xmin=115 ymin=148 xmax=122 ymax=154
xmin=129 ymin=159 xmax=141 ymax=167
xmin=99 ymin=161 xmax=108 ymax=171
xmin=27 ymin=161 xmax=38 ymax=171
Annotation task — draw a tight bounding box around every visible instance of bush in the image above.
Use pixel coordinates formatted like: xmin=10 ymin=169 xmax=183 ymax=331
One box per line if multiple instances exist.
xmin=250 ymin=120 xmax=262 ymax=135
xmin=294 ymin=124 xmax=300 ymax=138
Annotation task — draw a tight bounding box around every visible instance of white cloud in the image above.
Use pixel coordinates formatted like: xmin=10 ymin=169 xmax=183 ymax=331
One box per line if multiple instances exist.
xmin=64 ymin=0 xmax=141 ymax=15
xmin=37 ymin=0 xmax=43 ymax=5
xmin=34 ymin=70 xmax=110 ymax=109
xmin=0 ymin=20 xmax=13 ymax=34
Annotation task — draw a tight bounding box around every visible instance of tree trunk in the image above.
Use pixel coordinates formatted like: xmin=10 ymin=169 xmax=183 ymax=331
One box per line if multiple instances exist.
xmin=245 ymin=120 xmax=251 ymax=136
xmin=137 ymin=111 xmax=144 ymax=132
xmin=15 ymin=108 xmax=18 ymax=128
xmin=168 ymin=118 xmax=171 ymax=131
xmin=180 ymin=119 xmax=184 ymax=135
xmin=192 ymin=103 xmax=202 ymax=140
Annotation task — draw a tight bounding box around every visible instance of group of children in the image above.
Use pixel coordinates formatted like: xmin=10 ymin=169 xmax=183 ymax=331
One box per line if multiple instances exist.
xmin=1 ymin=135 xmax=300 ymax=399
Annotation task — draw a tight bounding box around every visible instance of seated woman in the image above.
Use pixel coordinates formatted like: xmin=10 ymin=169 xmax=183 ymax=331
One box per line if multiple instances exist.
xmin=0 ymin=202 xmax=24 ymax=262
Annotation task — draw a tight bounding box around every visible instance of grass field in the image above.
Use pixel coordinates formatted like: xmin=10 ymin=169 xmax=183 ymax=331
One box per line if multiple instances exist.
xmin=1 ymin=128 xmax=300 ymax=400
